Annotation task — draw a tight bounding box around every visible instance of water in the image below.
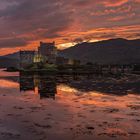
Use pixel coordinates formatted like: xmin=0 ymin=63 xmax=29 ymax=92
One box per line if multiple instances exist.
xmin=0 ymin=69 xmax=140 ymax=140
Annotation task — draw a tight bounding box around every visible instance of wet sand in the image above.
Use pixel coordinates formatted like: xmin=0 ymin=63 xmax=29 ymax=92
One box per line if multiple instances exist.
xmin=0 ymin=71 xmax=140 ymax=140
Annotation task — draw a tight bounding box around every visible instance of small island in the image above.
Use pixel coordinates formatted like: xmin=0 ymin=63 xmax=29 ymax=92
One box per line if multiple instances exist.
xmin=5 ymin=41 xmax=140 ymax=76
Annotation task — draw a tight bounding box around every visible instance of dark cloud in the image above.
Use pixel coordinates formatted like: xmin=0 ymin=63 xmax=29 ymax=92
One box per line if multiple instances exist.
xmin=0 ymin=0 xmax=139 ymax=54
xmin=73 ymin=38 xmax=84 ymax=43
xmin=0 ymin=37 xmax=28 ymax=48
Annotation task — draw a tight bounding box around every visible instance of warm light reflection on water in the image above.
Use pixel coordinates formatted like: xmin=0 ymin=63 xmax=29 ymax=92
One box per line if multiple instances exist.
xmin=0 ymin=69 xmax=19 ymax=77
xmin=0 ymin=79 xmax=19 ymax=88
xmin=57 ymin=84 xmax=80 ymax=93
xmin=57 ymin=84 xmax=140 ymax=109
xmin=0 ymin=70 xmax=140 ymax=140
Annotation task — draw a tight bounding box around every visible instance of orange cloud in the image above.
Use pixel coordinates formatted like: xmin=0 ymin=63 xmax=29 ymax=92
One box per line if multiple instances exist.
xmin=102 ymin=0 xmax=128 ymax=7
xmin=0 ymin=0 xmax=139 ymax=55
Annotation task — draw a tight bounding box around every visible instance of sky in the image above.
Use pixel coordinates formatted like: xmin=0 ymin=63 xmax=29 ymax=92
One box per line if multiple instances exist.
xmin=0 ymin=0 xmax=140 ymax=55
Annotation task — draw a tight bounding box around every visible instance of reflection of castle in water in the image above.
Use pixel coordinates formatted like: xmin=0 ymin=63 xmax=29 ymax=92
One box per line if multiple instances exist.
xmin=19 ymin=73 xmax=139 ymax=97
xmin=20 ymin=73 xmax=57 ymax=99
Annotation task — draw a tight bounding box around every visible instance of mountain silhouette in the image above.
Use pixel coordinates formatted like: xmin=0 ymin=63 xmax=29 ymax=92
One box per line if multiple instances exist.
xmin=0 ymin=38 xmax=140 ymax=68
xmin=59 ymin=38 xmax=140 ymax=64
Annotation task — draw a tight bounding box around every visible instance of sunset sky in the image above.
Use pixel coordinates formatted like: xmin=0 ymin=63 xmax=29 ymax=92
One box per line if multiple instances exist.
xmin=0 ymin=0 xmax=140 ymax=55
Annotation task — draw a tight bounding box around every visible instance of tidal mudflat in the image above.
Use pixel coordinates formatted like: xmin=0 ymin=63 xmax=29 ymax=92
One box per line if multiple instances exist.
xmin=0 ymin=70 xmax=140 ymax=140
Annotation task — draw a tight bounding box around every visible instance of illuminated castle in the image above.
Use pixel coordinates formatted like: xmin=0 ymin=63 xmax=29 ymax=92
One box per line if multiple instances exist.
xmin=38 ymin=41 xmax=57 ymax=64
xmin=20 ymin=41 xmax=57 ymax=68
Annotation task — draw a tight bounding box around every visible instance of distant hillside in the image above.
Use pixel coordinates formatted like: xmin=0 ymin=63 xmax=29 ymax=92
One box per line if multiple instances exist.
xmin=0 ymin=51 xmax=19 ymax=68
xmin=0 ymin=57 xmax=19 ymax=68
xmin=0 ymin=38 xmax=140 ymax=68
xmin=3 ymin=52 xmax=20 ymax=60
xmin=59 ymin=38 xmax=140 ymax=64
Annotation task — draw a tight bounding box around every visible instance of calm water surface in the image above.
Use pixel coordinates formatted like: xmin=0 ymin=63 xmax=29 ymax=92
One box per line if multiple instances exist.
xmin=0 ymin=69 xmax=140 ymax=140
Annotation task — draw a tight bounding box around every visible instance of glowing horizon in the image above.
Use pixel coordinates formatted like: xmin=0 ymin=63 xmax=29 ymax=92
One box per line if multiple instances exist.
xmin=0 ymin=0 xmax=140 ymax=56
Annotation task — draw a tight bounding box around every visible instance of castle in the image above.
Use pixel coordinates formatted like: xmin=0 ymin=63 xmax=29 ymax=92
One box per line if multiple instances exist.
xmin=20 ymin=41 xmax=80 ymax=69
xmin=20 ymin=41 xmax=57 ymax=69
